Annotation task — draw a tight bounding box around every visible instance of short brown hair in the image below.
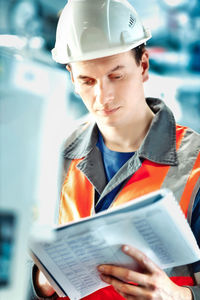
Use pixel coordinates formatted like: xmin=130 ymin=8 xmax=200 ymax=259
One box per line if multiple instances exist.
xmin=131 ymin=43 xmax=146 ymax=65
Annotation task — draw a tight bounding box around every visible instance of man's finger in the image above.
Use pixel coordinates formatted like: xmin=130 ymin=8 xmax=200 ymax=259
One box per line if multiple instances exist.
xmin=98 ymin=264 xmax=149 ymax=287
xmin=100 ymin=273 xmax=150 ymax=298
xmin=122 ymin=245 xmax=159 ymax=274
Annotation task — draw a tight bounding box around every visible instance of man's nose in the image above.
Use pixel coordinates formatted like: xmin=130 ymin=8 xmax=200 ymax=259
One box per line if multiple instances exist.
xmin=95 ymin=80 xmax=113 ymax=105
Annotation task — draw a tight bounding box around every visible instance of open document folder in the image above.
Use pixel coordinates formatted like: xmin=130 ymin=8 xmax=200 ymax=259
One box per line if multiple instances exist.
xmin=29 ymin=189 xmax=200 ymax=300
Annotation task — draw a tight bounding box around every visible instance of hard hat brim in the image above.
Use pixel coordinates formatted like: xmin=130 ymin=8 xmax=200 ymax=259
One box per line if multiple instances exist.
xmin=52 ymin=33 xmax=151 ymax=64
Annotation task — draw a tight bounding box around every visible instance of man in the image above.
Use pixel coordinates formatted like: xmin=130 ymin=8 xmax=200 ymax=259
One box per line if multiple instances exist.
xmin=32 ymin=0 xmax=200 ymax=299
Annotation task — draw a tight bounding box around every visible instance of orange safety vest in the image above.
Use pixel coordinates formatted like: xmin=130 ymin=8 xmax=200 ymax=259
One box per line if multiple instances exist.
xmin=58 ymin=125 xmax=200 ymax=299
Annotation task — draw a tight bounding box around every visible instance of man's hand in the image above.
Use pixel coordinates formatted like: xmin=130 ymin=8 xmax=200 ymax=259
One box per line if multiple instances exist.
xmin=35 ymin=269 xmax=56 ymax=297
xmin=98 ymin=245 xmax=193 ymax=300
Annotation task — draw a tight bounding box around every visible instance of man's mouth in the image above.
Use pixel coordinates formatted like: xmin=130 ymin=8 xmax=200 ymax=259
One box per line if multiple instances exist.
xmin=98 ymin=107 xmax=120 ymax=115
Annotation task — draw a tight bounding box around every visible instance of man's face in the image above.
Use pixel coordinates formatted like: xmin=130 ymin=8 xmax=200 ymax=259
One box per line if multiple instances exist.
xmin=69 ymin=50 xmax=149 ymax=129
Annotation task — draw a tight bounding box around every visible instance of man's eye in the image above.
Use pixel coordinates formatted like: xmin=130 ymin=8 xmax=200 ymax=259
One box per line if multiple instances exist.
xmin=110 ymin=75 xmax=123 ymax=80
xmin=83 ymin=79 xmax=94 ymax=85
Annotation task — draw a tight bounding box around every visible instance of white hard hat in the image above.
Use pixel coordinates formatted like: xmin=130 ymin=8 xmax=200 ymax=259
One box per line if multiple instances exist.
xmin=52 ymin=0 xmax=151 ymax=64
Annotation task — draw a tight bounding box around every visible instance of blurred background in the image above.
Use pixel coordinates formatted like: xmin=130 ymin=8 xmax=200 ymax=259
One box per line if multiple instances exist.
xmin=0 ymin=0 xmax=200 ymax=299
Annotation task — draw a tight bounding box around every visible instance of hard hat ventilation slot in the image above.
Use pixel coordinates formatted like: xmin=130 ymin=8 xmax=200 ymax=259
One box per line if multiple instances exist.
xmin=129 ymin=14 xmax=136 ymax=28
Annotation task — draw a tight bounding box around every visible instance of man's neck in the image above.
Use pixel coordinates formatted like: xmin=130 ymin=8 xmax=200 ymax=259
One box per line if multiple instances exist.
xmin=97 ymin=108 xmax=155 ymax=153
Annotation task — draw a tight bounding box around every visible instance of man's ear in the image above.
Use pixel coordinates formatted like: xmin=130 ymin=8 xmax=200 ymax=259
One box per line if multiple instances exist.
xmin=66 ymin=64 xmax=74 ymax=83
xmin=66 ymin=64 xmax=80 ymax=94
xmin=141 ymin=50 xmax=149 ymax=82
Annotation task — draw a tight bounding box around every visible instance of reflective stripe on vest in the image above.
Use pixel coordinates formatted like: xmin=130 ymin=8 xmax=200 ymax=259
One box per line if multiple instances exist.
xmin=59 ymin=125 xmax=200 ymax=293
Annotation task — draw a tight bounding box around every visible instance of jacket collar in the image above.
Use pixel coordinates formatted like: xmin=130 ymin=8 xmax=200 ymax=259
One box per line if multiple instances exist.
xmin=63 ymin=98 xmax=178 ymax=166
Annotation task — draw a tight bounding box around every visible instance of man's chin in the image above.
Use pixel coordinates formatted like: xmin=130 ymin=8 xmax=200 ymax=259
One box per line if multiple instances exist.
xmin=97 ymin=117 xmax=120 ymax=128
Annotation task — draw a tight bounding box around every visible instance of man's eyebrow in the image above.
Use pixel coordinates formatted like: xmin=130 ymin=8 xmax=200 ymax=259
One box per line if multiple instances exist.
xmin=77 ymin=65 xmax=125 ymax=80
xmin=108 ymin=65 xmax=125 ymax=73
xmin=77 ymin=75 xmax=91 ymax=80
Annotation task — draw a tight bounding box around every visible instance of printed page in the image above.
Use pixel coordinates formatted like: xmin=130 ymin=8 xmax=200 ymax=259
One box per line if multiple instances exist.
xmin=31 ymin=228 xmax=134 ymax=299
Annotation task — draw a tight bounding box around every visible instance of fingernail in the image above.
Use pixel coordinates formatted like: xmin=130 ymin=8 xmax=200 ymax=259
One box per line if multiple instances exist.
xmin=123 ymin=245 xmax=129 ymax=252
xmin=98 ymin=266 xmax=104 ymax=272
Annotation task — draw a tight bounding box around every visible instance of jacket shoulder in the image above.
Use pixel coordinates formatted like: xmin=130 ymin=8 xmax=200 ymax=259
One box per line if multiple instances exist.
xmin=61 ymin=120 xmax=91 ymax=152
xmin=177 ymin=124 xmax=200 ymax=154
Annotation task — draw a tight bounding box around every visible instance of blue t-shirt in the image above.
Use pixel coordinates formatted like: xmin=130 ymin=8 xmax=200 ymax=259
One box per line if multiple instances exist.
xmin=96 ymin=131 xmax=200 ymax=272
xmin=95 ymin=132 xmax=134 ymax=212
